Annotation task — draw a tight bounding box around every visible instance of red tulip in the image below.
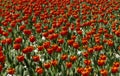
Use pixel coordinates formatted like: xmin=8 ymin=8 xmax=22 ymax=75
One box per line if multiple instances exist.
xmin=44 ymin=63 xmax=51 ymax=69
xmin=0 ymin=65 xmax=2 ymax=72
xmin=100 ymin=69 xmax=108 ymax=76
xmin=73 ymin=42 xmax=79 ymax=49
xmin=97 ymin=59 xmax=105 ymax=66
xmin=14 ymin=37 xmax=22 ymax=43
xmin=0 ymin=55 xmax=6 ymax=62
xmin=32 ymin=55 xmax=40 ymax=62
xmin=7 ymin=68 xmax=15 ymax=75
xmin=38 ymin=45 xmax=44 ymax=51
xmin=70 ymin=55 xmax=77 ymax=62
xmin=61 ymin=54 xmax=68 ymax=60
xmin=13 ymin=43 xmax=21 ymax=50
xmin=35 ymin=67 xmax=43 ymax=74
xmin=111 ymin=66 xmax=119 ymax=73
xmin=23 ymin=29 xmax=32 ymax=35
xmin=16 ymin=55 xmax=24 ymax=62
xmin=29 ymin=35 xmax=36 ymax=42
xmin=51 ymin=60 xmax=58 ymax=66
xmin=66 ymin=62 xmax=72 ymax=68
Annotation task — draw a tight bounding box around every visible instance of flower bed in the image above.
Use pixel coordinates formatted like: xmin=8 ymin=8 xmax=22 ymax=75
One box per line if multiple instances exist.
xmin=0 ymin=0 xmax=120 ymax=76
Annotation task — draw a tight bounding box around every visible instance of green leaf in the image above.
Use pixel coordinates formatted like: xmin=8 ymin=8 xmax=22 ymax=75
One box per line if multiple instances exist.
xmin=15 ymin=65 xmax=19 ymax=74
xmin=23 ymin=70 xmax=29 ymax=76
xmin=19 ymin=65 xmax=23 ymax=75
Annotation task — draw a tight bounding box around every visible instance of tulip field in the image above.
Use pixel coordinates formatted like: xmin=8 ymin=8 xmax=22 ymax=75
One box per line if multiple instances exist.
xmin=0 ymin=0 xmax=120 ymax=76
